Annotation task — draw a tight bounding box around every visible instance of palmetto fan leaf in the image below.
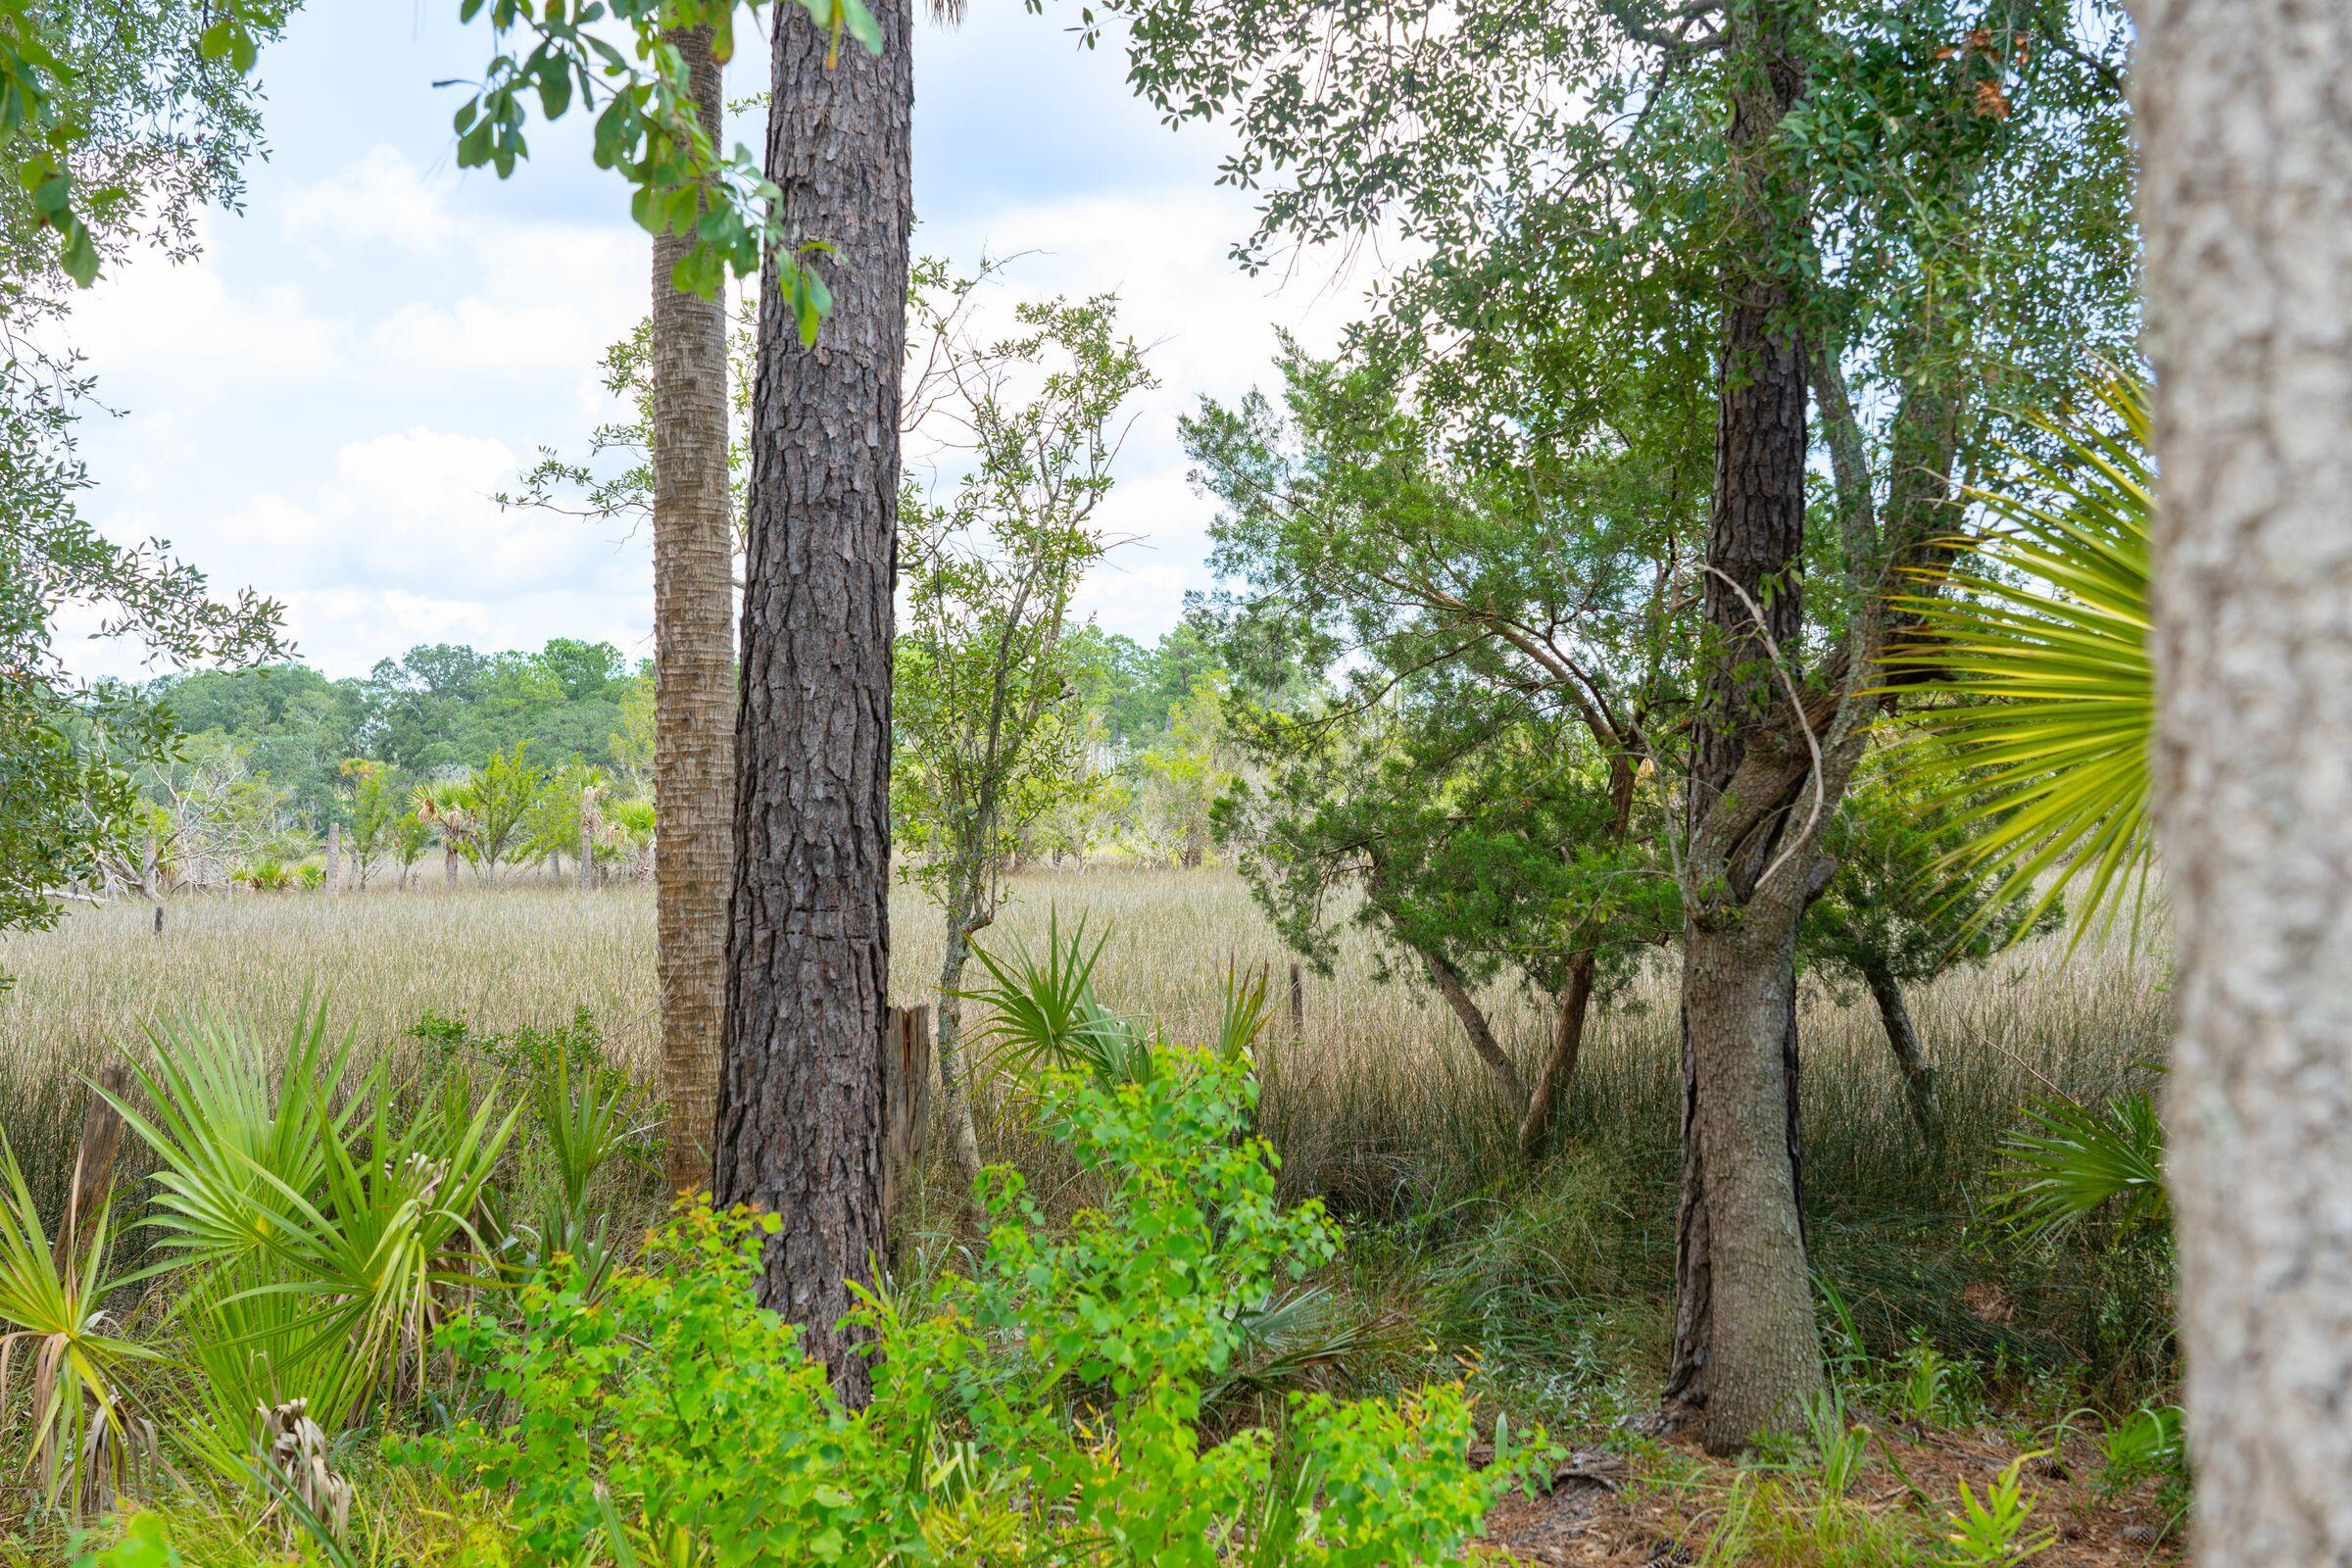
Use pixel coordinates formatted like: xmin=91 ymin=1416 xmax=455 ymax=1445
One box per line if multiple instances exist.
xmin=1881 ymin=369 xmax=2154 ymax=943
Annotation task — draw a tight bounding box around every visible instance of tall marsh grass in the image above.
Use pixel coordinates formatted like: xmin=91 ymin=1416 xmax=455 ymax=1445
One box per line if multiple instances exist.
xmin=0 ymin=868 xmax=2174 ymax=1407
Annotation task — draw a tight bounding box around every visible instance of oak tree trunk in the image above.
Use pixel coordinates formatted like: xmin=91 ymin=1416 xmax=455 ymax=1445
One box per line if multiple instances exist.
xmin=2134 ymin=1 xmax=2352 ymax=1560
xmin=1662 ymin=0 xmax=1827 ymax=1451
xmin=714 ymin=0 xmax=911 ymax=1406
xmin=651 ymin=23 xmax=738 ymax=1195
xmin=1684 ymin=878 xmax=1820 ymax=1448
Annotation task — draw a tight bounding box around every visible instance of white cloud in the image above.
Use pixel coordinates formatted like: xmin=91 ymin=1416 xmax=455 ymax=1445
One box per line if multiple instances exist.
xmin=359 ymin=221 xmax=643 ymax=376
xmin=72 ymin=245 xmax=348 ymax=384
xmin=280 ymin=145 xmax=460 ymax=260
xmin=60 ymin=8 xmax=1411 ymax=681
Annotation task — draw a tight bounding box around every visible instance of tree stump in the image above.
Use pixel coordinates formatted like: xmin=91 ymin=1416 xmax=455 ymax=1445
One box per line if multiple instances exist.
xmin=882 ymin=1004 xmax=933 ymax=1246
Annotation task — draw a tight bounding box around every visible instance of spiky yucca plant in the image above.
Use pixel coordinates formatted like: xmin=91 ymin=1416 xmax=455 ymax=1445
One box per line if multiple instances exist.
xmin=1882 ymin=369 xmax=2154 ymax=943
xmin=0 ymin=1135 xmax=165 ymax=1521
xmin=104 ymin=1004 xmax=516 ymax=1461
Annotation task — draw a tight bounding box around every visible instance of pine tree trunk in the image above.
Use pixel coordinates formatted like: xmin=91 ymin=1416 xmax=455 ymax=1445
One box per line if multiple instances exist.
xmin=1662 ymin=0 xmax=1825 ymax=1451
xmin=1864 ymin=962 xmax=1939 ymax=1143
xmin=714 ymin=0 xmax=910 ymax=1407
xmin=652 ymin=27 xmax=736 ymax=1198
xmin=2134 ymin=2 xmax=2352 ymax=1560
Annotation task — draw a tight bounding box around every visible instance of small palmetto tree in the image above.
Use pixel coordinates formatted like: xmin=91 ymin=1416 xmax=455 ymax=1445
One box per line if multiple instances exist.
xmin=411 ymin=781 xmax=476 ymax=888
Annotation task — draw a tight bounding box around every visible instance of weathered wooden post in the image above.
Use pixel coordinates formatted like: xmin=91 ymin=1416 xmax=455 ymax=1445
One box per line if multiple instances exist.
xmin=142 ymin=835 xmax=163 ymax=935
xmin=578 ymin=785 xmax=599 ymax=893
xmin=881 ymin=1004 xmax=933 ymax=1247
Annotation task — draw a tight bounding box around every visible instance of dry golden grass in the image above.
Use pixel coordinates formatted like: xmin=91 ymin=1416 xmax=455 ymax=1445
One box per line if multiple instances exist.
xmin=0 ymin=865 xmax=2178 ymax=1419
xmin=0 ymin=866 xmax=2165 ymax=1211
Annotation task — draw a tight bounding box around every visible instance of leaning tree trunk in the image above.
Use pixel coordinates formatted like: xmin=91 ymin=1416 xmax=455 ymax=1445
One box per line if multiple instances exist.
xmin=652 ymin=27 xmax=736 ymax=1198
xmin=714 ymin=0 xmax=911 ymax=1407
xmin=1515 ymin=951 xmax=1598 ymax=1157
xmin=2134 ymin=3 xmax=2352 ymax=1562
xmin=1661 ymin=0 xmax=1826 ymax=1453
xmin=1863 ymin=962 xmax=1939 ymax=1143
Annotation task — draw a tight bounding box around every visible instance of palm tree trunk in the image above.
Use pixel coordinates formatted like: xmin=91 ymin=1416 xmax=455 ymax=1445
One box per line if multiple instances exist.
xmin=652 ymin=29 xmax=736 ymax=1199
xmin=714 ymin=0 xmax=911 ymax=1408
xmin=443 ymin=845 xmax=459 ymax=887
xmin=2134 ymin=3 xmax=2352 ymax=1560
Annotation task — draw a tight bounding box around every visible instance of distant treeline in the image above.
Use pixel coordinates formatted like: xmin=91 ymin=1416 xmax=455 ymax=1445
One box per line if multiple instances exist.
xmin=148 ymin=620 xmax=1229 ymax=827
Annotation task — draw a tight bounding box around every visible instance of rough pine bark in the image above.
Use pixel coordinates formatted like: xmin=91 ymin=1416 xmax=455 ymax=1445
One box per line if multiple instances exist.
xmin=714 ymin=0 xmax=911 ymax=1405
xmin=1662 ymin=0 xmax=1827 ymax=1452
xmin=653 ymin=25 xmax=735 ymax=1198
xmin=2133 ymin=1 xmax=2352 ymax=1560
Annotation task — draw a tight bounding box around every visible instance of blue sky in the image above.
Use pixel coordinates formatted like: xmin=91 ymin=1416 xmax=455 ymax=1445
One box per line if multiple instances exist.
xmin=65 ymin=0 xmax=1373 ymax=679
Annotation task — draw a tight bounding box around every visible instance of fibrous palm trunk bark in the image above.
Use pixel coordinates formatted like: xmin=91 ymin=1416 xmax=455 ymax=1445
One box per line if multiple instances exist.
xmin=652 ymin=24 xmax=735 ymax=1198
xmin=714 ymin=0 xmax=911 ymax=1407
xmin=2133 ymin=2 xmax=2352 ymax=1561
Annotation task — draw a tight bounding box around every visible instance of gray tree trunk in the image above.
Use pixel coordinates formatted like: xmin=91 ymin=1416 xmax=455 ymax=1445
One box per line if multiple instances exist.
xmin=714 ymin=0 xmax=911 ymax=1408
xmin=1863 ymin=962 xmax=1939 ymax=1143
xmin=652 ymin=28 xmax=735 ymax=1197
xmin=1662 ymin=0 xmax=1827 ymax=1452
xmin=1419 ymin=947 xmax=1530 ymax=1109
xmin=326 ymin=822 xmax=341 ymax=895
xmin=2134 ymin=1 xmax=2352 ymax=1560
xmin=933 ymin=903 xmax=987 ymax=1200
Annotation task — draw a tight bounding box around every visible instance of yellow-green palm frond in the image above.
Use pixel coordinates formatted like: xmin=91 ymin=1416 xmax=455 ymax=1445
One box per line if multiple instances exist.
xmin=1880 ymin=369 xmax=2154 ymax=946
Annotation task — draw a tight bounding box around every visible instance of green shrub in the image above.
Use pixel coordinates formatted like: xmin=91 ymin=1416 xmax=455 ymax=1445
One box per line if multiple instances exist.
xmin=234 ymin=858 xmax=291 ymax=892
xmin=403 ymin=1048 xmax=1550 ymax=1564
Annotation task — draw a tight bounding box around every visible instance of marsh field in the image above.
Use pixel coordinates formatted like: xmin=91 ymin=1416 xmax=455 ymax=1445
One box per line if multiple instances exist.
xmin=1 ymin=868 xmax=2171 ymax=1414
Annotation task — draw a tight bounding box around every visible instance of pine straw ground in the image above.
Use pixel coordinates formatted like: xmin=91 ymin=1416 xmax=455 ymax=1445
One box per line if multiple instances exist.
xmin=1480 ymin=1425 xmax=2181 ymax=1567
